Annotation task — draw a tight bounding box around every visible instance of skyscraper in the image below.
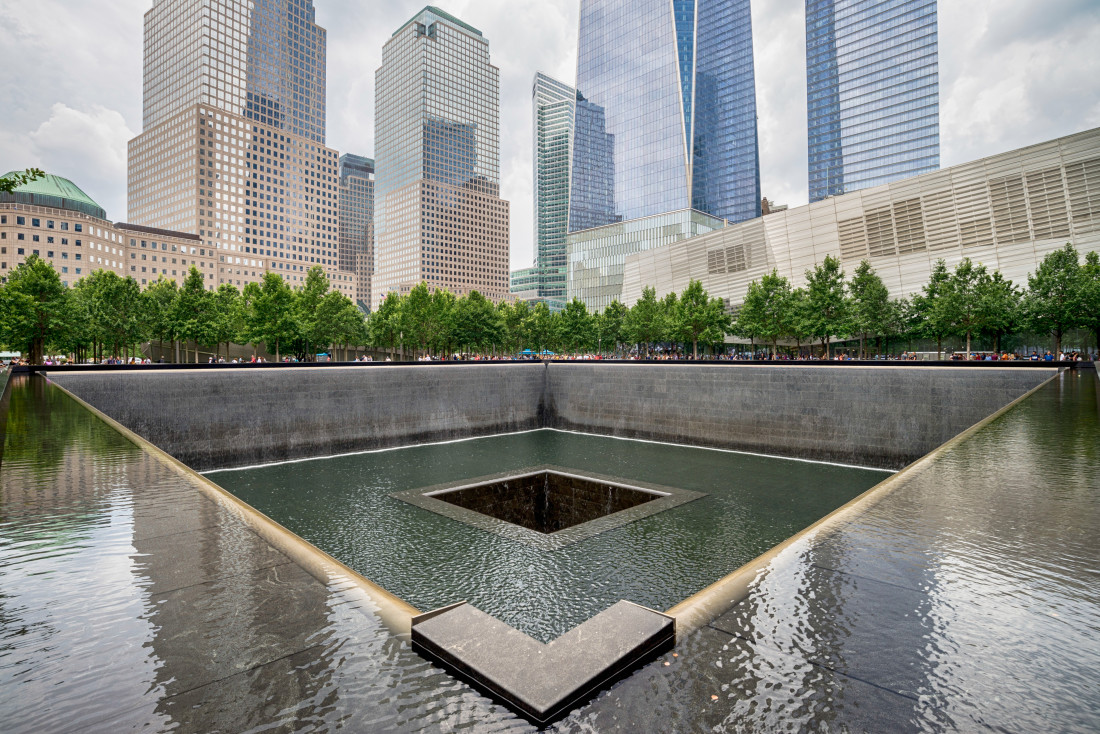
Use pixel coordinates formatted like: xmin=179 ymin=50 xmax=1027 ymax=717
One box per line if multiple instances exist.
xmin=337 ymin=154 xmax=375 ymax=310
xmin=806 ymin=0 xmax=940 ymax=202
xmin=515 ymin=72 xmax=575 ymax=310
xmin=128 ymin=0 xmax=355 ymax=297
xmin=373 ymin=7 xmax=510 ymax=309
xmin=569 ymin=0 xmax=761 ymax=229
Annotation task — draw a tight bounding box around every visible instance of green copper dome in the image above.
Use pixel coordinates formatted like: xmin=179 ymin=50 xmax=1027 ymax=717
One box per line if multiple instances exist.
xmin=0 ymin=171 xmax=107 ymax=220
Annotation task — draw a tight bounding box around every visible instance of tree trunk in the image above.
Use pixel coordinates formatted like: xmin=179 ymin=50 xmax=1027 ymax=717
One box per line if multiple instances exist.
xmin=966 ymin=330 xmax=972 ymax=357
xmin=859 ymin=334 xmax=865 ymax=360
xmin=175 ymin=339 xmax=181 ymax=363
xmin=275 ymin=338 xmax=281 ymax=362
xmin=936 ymin=336 xmax=942 ymax=361
xmin=692 ymin=338 xmax=698 ymax=360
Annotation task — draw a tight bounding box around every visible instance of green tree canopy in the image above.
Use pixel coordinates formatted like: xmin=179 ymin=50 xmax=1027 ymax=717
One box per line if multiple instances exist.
xmin=677 ymin=279 xmax=730 ymax=359
xmin=0 ymin=253 xmax=67 ymax=363
xmin=804 ymin=255 xmax=848 ymax=357
xmin=734 ymin=269 xmax=792 ymax=358
xmin=1025 ymin=243 xmax=1084 ymax=357
xmin=624 ymin=286 xmax=663 ymax=356
xmin=557 ymin=298 xmax=594 ymax=353
xmin=848 ymin=260 xmax=892 ymax=359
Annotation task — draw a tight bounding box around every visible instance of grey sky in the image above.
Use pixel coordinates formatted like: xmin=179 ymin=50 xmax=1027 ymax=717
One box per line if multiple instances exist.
xmin=1 ymin=1 xmax=1097 ymax=271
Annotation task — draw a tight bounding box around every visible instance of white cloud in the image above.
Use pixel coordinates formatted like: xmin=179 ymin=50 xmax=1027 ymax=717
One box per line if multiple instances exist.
xmin=28 ymin=104 xmax=134 ymax=216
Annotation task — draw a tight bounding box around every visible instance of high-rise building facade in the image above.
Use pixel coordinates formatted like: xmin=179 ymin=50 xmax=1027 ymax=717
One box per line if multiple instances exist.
xmin=373 ymin=7 xmax=510 ymax=309
xmin=569 ymin=0 xmax=761 ymax=229
xmin=127 ymin=0 xmax=354 ymax=297
xmin=338 ymin=154 xmax=375 ymax=309
xmin=512 ymin=72 xmax=575 ymax=310
xmin=807 ymin=0 xmax=940 ymax=203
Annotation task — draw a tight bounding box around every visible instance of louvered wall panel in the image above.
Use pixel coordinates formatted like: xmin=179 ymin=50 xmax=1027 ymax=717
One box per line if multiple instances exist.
xmin=892 ymin=198 xmax=926 ymax=254
xmin=1065 ymin=157 xmax=1100 ymax=234
xmin=954 ymin=182 xmax=994 ymax=249
xmin=864 ymin=207 xmax=896 ymax=257
xmin=922 ymin=190 xmax=958 ymax=251
xmin=838 ymin=217 xmax=868 ymax=261
xmin=1025 ymin=168 xmax=1070 ymax=240
xmin=989 ymin=174 xmax=1031 ymax=244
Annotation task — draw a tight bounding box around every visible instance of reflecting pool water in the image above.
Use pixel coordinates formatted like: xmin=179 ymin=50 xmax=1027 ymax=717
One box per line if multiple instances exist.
xmin=2 ymin=371 xmax=1098 ymax=733
xmin=210 ymin=431 xmax=889 ymax=641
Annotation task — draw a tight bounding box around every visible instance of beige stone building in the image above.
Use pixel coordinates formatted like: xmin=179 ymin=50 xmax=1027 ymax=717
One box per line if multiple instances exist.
xmin=1 ymin=172 xmax=214 ymax=289
xmin=620 ymin=128 xmax=1100 ymax=311
xmin=372 ymin=8 xmax=510 ymax=309
xmin=126 ymin=0 xmax=355 ymax=300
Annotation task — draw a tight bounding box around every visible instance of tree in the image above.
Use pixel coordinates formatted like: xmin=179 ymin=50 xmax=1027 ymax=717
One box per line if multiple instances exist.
xmin=209 ymin=284 xmax=243 ymax=360
xmin=678 ymin=279 xmax=729 ymax=359
xmin=624 ymin=286 xmax=662 ymax=357
xmin=368 ymin=292 xmax=403 ymax=360
xmin=500 ymin=300 xmax=530 ymax=354
xmin=0 ymin=254 xmax=67 ymax=363
xmin=85 ymin=271 xmax=144 ymax=359
xmin=557 ymin=298 xmax=594 ymax=353
xmin=941 ymin=257 xmax=990 ymax=357
xmin=175 ymin=267 xmax=215 ymax=362
xmin=296 ymin=266 xmax=331 ymax=360
xmin=734 ymin=270 xmax=792 ymax=358
xmin=143 ymin=277 xmax=181 ymax=361
xmin=0 ymin=168 xmax=45 ymax=194
xmin=659 ymin=291 xmax=682 ymax=349
xmin=804 ymin=255 xmax=848 ymax=358
xmin=913 ymin=259 xmax=952 ymax=359
xmin=787 ymin=287 xmax=813 ymax=355
xmin=1081 ymin=251 xmax=1100 ymax=356
xmin=453 ymin=291 xmax=499 ymax=354
xmin=1024 ymin=243 xmax=1084 ymax=357
xmin=848 ymin=260 xmax=891 ymax=359
xmin=599 ymin=300 xmax=628 ymax=356
xmin=978 ymin=271 xmax=1021 ymax=353
xmin=401 ymin=283 xmax=432 ymax=357
xmin=249 ymin=272 xmax=296 ymax=361
xmin=524 ymin=301 xmax=556 ymax=354
xmin=331 ymin=296 xmax=368 ymax=361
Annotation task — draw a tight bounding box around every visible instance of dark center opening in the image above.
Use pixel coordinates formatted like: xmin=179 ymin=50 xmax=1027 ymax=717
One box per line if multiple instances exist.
xmin=428 ymin=471 xmax=664 ymax=534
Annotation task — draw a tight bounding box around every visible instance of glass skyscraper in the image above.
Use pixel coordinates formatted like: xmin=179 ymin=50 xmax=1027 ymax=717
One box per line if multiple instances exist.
xmin=516 ymin=72 xmax=576 ymax=309
xmin=338 ymin=154 xmax=375 ymax=309
xmin=569 ymin=0 xmax=761 ymax=229
xmin=373 ymin=7 xmax=510 ymax=309
xmin=806 ymin=0 xmax=940 ymax=202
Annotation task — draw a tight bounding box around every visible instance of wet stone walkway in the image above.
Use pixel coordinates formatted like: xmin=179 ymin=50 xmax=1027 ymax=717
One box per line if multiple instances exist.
xmin=1 ymin=371 xmax=1098 ymax=732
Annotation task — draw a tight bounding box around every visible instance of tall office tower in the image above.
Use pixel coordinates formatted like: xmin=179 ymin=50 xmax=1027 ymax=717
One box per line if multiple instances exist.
xmin=807 ymin=0 xmax=940 ymax=202
xmin=337 ymin=154 xmax=375 ymax=309
xmin=569 ymin=0 xmax=761 ymax=229
xmin=127 ymin=0 xmax=355 ymax=297
xmin=373 ymin=7 xmax=510 ymax=309
xmin=526 ymin=72 xmax=576 ymax=309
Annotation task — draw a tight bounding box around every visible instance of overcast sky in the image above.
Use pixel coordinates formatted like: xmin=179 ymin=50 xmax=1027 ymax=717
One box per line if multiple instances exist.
xmin=1 ymin=1 xmax=1098 ymax=270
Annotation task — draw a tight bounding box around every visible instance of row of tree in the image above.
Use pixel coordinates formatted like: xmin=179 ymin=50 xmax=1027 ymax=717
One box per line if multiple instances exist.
xmin=1 ymin=244 xmax=1098 ymax=363
xmin=0 ymin=257 xmax=365 ymax=364
xmin=737 ymin=245 xmax=1100 ymax=358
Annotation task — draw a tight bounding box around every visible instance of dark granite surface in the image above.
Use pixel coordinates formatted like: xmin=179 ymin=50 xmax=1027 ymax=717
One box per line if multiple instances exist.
xmin=47 ymin=364 xmax=1057 ymax=471
xmin=412 ymin=600 xmax=675 ymax=726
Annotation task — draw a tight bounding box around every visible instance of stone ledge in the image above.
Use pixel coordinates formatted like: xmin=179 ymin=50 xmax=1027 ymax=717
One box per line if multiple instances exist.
xmin=411 ymin=600 xmax=675 ymax=727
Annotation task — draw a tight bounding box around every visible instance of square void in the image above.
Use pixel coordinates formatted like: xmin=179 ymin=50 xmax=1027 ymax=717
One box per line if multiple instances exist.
xmin=393 ymin=466 xmax=705 ymax=550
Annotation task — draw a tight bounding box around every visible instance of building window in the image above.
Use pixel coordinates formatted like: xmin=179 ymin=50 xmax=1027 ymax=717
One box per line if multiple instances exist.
xmin=32 ymin=235 xmax=40 ymax=242
xmin=47 ymin=220 xmax=54 ymax=229
xmin=61 ymin=266 xmax=68 ymax=274
xmin=17 ymin=217 xmax=25 ymax=225
xmin=17 ymin=248 xmax=24 ymax=255
xmin=31 ymin=219 xmax=39 ymax=227
xmin=47 ymin=251 xmax=54 ymax=258
xmin=74 ymin=224 xmax=82 ymax=232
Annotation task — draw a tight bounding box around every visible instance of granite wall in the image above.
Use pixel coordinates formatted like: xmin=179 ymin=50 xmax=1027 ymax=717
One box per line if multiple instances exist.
xmin=47 ymin=363 xmax=1058 ymax=472
xmin=48 ymin=365 xmax=546 ymax=471
xmin=543 ymin=364 xmax=1058 ymax=469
